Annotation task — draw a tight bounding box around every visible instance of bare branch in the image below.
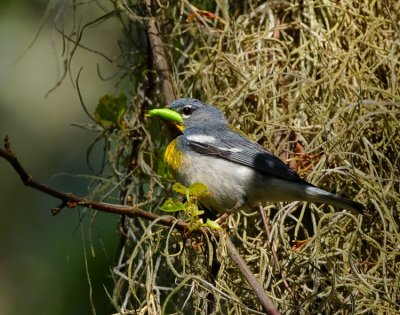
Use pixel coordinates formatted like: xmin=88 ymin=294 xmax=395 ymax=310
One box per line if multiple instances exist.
xmin=0 ymin=135 xmax=188 ymax=231
xmin=225 ymin=235 xmax=280 ymax=315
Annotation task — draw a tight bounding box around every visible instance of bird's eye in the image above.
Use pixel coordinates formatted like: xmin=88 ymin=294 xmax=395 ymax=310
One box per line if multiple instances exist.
xmin=182 ymin=106 xmax=193 ymax=116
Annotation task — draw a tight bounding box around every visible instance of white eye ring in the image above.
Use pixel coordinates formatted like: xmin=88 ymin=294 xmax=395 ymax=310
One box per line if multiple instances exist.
xmin=181 ymin=106 xmax=193 ymax=118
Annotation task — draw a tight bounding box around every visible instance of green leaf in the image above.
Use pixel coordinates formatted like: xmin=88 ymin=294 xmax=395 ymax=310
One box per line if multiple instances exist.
xmin=94 ymin=93 xmax=127 ymax=129
xmin=185 ymin=203 xmax=204 ymax=217
xmin=159 ymin=198 xmax=185 ymax=212
xmin=205 ymin=219 xmax=223 ymax=230
xmin=172 ymin=182 xmax=188 ymax=195
xmin=189 ymin=182 xmax=208 ymax=197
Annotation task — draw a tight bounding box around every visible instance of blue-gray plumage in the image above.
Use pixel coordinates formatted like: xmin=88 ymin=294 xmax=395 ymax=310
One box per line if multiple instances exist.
xmin=165 ymin=98 xmax=364 ymax=213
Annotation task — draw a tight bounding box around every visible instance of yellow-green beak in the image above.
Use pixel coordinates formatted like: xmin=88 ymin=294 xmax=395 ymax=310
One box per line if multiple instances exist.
xmin=147 ymin=108 xmax=183 ymax=123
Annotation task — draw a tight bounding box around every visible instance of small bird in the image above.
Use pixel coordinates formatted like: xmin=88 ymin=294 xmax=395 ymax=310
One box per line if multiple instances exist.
xmin=149 ymin=98 xmax=364 ymax=213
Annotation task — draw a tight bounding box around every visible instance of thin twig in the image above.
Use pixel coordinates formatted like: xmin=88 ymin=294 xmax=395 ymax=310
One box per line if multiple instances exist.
xmin=0 ymin=135 xmax=188 ymax=231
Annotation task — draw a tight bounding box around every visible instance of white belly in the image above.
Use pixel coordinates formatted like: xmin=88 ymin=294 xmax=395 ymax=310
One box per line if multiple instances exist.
xmin=177 ymin=154 xmax=252 ymax=211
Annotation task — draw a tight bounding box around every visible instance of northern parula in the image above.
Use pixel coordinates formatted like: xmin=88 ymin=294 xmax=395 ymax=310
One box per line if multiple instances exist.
xmin=149 ymin=98 xmax=364 ymax=213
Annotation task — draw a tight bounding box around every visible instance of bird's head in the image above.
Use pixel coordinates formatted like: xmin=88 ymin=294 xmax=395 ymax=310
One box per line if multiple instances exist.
xmin=148 ymin=98 xmax=227 ymax=132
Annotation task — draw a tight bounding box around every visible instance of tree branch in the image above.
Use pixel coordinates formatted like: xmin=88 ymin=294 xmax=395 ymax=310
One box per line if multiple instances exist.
xmin=225 ymin=235 xmax=280 ymax=315
xmin=112 ymin=0 xmax=176 ymax=104
xmin=0 ymin=135 xmax=188 ymax=231
xmin=144 ymin=0 xmax=176 ymax=104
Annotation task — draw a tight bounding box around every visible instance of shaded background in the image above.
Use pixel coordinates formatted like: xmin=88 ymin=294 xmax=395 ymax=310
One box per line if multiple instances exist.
xmin=0 ymin=1 xmax=122 ymax=314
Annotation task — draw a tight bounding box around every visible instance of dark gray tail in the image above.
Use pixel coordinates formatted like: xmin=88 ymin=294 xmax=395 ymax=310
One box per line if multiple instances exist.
xmin=305 ymin=186 xmax=364 ymax=213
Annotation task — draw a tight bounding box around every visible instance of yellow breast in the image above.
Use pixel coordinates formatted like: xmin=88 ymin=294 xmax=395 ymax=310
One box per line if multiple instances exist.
xmin=164 ymin=139 xmax=183 ymax=173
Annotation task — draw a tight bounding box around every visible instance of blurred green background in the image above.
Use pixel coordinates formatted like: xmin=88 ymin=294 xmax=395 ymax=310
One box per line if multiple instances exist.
xmin=0 ymin=1 xmax=123 ymax=314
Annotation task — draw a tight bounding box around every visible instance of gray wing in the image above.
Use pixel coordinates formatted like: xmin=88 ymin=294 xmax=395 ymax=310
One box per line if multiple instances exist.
xmin=184 ymin=128 xmax=310 ymax=184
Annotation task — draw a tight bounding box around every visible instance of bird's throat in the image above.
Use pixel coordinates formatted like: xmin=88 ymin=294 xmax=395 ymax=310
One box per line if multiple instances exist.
xmin=164 ymin=138 xmax=182 ymax=173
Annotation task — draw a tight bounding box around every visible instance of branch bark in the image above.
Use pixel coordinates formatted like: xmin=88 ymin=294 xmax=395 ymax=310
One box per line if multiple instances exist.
xmin=112 ymin=0 xmax=176 ymax=104
xmin=144 ymin=0 xmax=176 ymax=104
